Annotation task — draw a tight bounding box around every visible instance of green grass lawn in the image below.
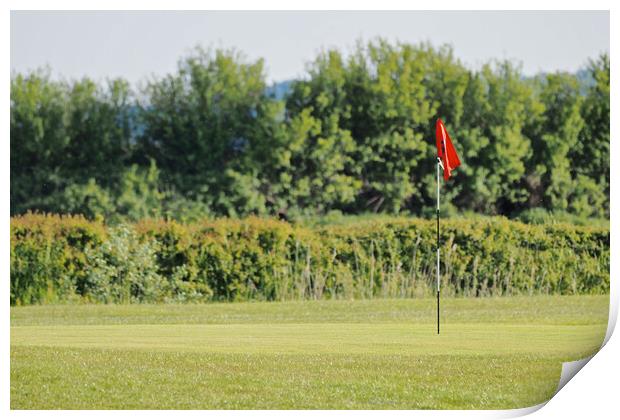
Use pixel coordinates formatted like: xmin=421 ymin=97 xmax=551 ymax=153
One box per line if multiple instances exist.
xmin=10 ymin=295 xmax=609 ymax=409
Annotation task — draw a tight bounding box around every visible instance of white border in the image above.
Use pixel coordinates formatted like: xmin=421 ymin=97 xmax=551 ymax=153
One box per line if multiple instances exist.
xmin=2 ymin=1 xmax=616 ymax=11
xmin=3 ymin=2 xmax=617 ymax=419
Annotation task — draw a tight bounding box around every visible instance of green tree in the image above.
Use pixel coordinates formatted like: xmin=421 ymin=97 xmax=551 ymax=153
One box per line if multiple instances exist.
xmin=138 ymin=47 xmax=280 ymax=217
xmin=11 ymin=70 xmax=69 ymax=214
xmin=347 ymin=41 xmax=434 ymax=213
xmin=456 ymin=62 xmax=539 ymax=214
xmin=59 ymin=179 xmax=116 ymax=221
xmin=285 ymin=41 xmax=468 ymax=214
xmin=10 ymin=43 xmax=610 ymax=221
xmin=571 ymin=54 xmax=610 ymax=217
xmin=11 ymin=72 xmax=134 ymax=215
xmin=115 ymin=161 xmax=164 ymax=221
xmin=64 ymin=78 xmax=134 ymax=188
xmin=521 ymin=73 xmax=585 ymax=214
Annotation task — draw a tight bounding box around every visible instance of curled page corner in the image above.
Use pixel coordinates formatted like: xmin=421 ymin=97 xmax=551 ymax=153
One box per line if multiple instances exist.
xmin=547 ymin=292 xmax=618 ymax=404
xmin=498 ymin=354 xmax=600 ymax=418
xmin=493 ymin=401 xmax=547 ymax=418
xmin=556 ymin=355 xmax=595 ymax=394
xmin=603 ymin=292 xmax=618 ymax=347
xmin=505 ymin=294 xmax=618 ymax=417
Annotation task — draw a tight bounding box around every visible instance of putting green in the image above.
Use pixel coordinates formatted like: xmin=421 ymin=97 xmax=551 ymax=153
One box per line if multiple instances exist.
xmin=10 ymin=296 xmax=609 ymax=409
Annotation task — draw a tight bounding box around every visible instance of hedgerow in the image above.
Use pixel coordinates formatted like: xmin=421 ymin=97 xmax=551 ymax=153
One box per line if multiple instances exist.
xmin=10 ymin=213 xmax=609 ymax=305
xmin=10 ymin=213 xmax=106 ymax=305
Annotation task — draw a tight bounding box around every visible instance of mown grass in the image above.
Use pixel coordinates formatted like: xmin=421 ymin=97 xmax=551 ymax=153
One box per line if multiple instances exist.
xmin=11 ymin=295 xmax=609 ymax=409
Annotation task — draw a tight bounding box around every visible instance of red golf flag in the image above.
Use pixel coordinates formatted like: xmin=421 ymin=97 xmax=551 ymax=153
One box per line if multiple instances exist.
xmin=435 ymin=119 xmax=461 ymax=180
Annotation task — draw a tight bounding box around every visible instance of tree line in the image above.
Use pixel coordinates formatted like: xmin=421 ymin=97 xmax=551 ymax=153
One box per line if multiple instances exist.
xmin=10 ymin=40 xmax=610 ymax=222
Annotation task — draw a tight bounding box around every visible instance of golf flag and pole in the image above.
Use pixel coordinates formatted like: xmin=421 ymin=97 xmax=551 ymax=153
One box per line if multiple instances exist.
xmin=434 ymin=119 xmax=461 ymax=334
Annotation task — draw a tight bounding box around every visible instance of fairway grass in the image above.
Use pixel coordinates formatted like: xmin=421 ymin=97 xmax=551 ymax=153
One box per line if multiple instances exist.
xmin=11 ymin=296 xmax=609 ymax=409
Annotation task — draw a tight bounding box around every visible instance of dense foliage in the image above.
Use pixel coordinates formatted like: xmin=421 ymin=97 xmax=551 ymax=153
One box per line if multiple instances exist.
xmin=10 ymin=214 xmax=609 ymax=305
xmin=11 ymin=41 xmax=609 ymax=221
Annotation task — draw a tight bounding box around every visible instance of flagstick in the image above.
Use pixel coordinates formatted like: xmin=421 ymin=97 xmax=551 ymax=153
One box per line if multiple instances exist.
xmin=436 ymin=157 xmax=441 ymax=335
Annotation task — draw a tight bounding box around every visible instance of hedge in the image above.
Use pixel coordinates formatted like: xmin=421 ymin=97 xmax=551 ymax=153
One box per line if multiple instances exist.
xmin=10 ymin=213 xmax=609 ymax=305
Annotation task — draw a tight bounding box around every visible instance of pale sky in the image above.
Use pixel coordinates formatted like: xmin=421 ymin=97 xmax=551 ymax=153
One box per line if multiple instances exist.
xmin=10 ymin=11 xmax=610 ymax=85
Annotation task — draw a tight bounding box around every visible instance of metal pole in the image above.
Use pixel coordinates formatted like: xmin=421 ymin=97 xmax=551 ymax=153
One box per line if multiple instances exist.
xmin=436 ymin=158 xmax=441 ymax=335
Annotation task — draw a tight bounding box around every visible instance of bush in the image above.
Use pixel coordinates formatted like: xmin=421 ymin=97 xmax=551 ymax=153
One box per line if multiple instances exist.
xmin=58 ymin=179 xmax=116 ymax=221
xmin=10 ymin=213 xmax=106 ymax=304
xmin=10 ymin=214 xmax=609 ymax=305
xmin=83 ymin=225 xmax=168 ymax=303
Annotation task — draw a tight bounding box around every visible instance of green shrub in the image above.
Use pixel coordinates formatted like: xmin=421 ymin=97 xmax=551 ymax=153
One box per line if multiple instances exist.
xmin=83 ymin=225 xmax=167 ymax=303
xmin=58 ymin=179 xmax=116 ymax=221
xmin=10 ymin=213 xmax=106 ymax=304
xmin=10 ymin=214 xmax=610 ymax=305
